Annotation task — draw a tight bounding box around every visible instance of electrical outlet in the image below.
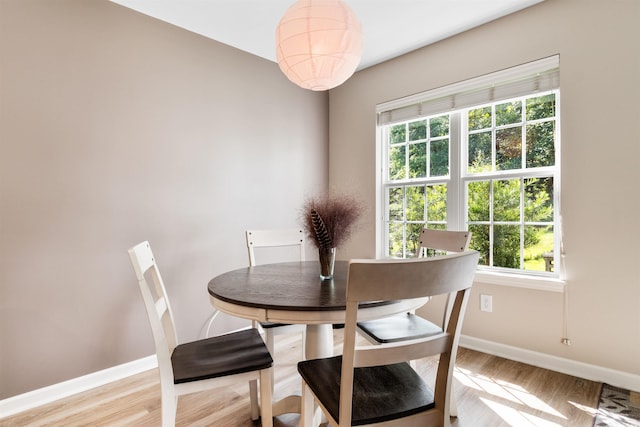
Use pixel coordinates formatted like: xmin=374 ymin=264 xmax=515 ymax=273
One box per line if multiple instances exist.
xmin=480 ymin=294 xmax=492 ymax=312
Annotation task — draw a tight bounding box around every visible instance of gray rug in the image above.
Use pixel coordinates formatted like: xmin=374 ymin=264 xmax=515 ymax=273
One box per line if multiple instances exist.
xmin=593 ymin=384 xmax=640 ymax=426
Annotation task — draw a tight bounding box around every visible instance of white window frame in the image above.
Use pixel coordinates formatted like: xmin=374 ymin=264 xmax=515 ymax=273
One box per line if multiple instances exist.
xmin=376 ymin=56 xmax=565 ymax=292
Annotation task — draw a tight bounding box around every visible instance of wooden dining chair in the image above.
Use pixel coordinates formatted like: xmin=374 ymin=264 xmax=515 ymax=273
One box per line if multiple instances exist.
xmin=246 ymin=228 xmax=307 ymax=355
xmin=298 ymin=251 xmax=479 ymax=427
xmin=128 ymin=241 xmax=274 ymax=427
xmin=202 ymin=228 xmax=306 ymax=341
xmin=357 ymin=228 xmax=472 ymax=344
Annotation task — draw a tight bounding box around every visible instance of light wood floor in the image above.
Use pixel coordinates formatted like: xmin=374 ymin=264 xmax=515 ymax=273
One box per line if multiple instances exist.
xmin=0 ymin=331 xmax=601 ymax=427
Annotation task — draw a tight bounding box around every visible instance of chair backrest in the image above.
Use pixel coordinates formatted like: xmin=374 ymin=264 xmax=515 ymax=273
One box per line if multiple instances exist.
xmin=246 ymin=229 xmax=304 ymax=267
xmin=419 ymin=228 xmax=473 ymax=328
xmin=128 ymin=241 xmax=177 ymax=384
xmin=418 ymin=228 xmax=472 ymax=257
xmin=340 ymin=251 xmax=479 ymax=425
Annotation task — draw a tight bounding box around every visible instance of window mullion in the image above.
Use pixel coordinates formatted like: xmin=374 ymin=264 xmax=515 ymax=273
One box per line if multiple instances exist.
xmin=401 ymin=185 xmax=406 ymax=259
xmin=520 ymin=177 xmax=526 ymax=269
xmin=449 ymin=113 xmax=462 ymax=230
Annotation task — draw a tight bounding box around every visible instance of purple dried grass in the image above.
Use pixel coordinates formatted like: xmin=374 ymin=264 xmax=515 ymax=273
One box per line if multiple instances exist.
xmin=302 ymin=193 xmax=363 ymax=249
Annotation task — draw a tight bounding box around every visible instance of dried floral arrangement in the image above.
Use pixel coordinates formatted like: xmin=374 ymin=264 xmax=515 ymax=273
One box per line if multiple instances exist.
xmin=301 ymin=193 xmax=363 ymax=250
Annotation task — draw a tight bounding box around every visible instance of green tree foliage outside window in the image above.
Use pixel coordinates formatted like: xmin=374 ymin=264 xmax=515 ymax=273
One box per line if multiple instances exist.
xmin=387 ymin=114 xmax=450 ymax=258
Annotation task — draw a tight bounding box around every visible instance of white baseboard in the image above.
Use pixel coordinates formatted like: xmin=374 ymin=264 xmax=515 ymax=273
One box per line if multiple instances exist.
xmin=0 ymin=355 xmax=157 ymax=418
xmin=460 ymin=335 xmax=640 ymax=392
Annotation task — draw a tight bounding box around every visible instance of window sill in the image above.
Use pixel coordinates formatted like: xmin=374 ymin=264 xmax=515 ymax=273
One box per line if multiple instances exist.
xmin=473 ymin=270 xmax=566 ymax=292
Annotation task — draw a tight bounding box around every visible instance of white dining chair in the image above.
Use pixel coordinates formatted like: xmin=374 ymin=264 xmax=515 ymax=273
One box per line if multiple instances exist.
xmin=245 ymin=228 xmax=307 ymax=355
xmin=298 ymin=251 xmax=479 ymax=427
xmin=246 ymin=229 xmax=308 ymax=415
xmin=356 ymin=228 xmax=472 ymax=418
xmin=203 ymin=229 xmax=307 ymax=341
xmin=357 ymin=228 xmax=472 ymax=344
xmin=128 ymin=241 xmax=274 ymax=427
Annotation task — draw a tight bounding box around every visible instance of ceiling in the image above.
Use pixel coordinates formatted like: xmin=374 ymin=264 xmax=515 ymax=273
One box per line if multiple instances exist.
xmin=111 ymin=0 xmax=544 ymax=71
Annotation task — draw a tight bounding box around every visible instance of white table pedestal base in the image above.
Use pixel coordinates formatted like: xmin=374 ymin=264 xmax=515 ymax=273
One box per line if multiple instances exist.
xmin=305 ymin=324 xmax=334 ymax=359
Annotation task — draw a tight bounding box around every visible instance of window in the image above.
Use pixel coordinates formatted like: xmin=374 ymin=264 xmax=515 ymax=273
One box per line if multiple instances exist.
xmin=378 ymin=56 xmax=560 ymax=278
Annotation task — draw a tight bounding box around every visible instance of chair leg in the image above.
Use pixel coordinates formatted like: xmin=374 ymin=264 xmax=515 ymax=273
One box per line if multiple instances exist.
xmin=266 ymin=330 xmax=276 ymax=395
xmin=249 ymin=379 xmax=259 ymax=421
xmin=259 ymin=369 xmax=274 ymax=427
xmin=161 ymin=394 xmax=178 ymax=427
xmin=450 ymin=380 xmax=458 ymax=417
xmin=265 ymin=329 xmax=276 ymax=355
xmin=300 ymin=383 xmax=318 ymax=427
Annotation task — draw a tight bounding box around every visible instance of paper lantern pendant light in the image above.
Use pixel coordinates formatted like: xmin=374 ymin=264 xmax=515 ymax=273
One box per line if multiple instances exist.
xmin=276 ymin=0 xmax=363 ymax=91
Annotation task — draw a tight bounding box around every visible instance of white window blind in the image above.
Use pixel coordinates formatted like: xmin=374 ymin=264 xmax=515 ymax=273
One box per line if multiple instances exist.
xmin=377 ymin=55 xmax=560 ymax=126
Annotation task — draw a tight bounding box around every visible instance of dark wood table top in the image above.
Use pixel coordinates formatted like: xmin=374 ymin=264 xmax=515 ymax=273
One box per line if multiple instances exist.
xmin=208 ymin=260 xmax=390 ymax=312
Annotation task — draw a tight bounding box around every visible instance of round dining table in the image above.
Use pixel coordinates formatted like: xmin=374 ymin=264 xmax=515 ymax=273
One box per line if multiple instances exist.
xmin=208 ymin=260 xmax=426 ymax=360
xmin=208 ymin=260 xmax=426 ymax=417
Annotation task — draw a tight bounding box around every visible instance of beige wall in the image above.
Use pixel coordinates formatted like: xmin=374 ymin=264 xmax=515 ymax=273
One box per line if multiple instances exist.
xmin=330 ymin=0 xmax=639 ymax=379
xmin=0 ymin=0 xmax=328 ymax=398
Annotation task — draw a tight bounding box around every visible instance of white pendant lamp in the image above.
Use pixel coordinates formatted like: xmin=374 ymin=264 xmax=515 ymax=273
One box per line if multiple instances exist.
xmin=275 ymin=0 xmax=363 ymax=91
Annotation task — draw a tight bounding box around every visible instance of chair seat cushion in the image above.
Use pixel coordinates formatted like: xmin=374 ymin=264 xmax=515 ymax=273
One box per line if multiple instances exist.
xmin=357 ymin=313 xmax=442 ymax=343
xmin=172 ymin=328 xmax=272 ymax=384
xmin=298 ymin=356 xmax=435 ymax=426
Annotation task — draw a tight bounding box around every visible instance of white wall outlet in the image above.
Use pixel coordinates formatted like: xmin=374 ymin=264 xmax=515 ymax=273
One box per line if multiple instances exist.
xmin=480 ymin=294 xmax=493 ymax=312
